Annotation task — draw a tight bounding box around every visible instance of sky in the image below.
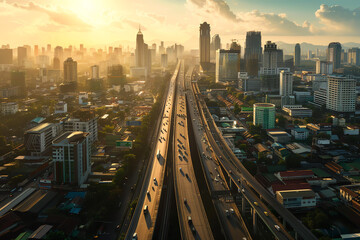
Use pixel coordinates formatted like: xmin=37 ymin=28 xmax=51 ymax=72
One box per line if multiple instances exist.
xmin=1 ymin=0 xmax=360 ymax=49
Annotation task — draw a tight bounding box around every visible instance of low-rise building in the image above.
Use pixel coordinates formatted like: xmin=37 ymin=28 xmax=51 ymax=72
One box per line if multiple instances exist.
xmin=0 ymin=102 xmax=18 ymax=115
xmin=291 ymin=126 xmax=309 ymax=140
xmin=276 ymin=189 xmax=317 ymax=208
xmin=275 ymin=170 xmax=315 ymax=181
xmin=267 ymin=130 xmax=291 ymax=144
xmin=286 ymin=142 xmax=311 ymax=155
xmin=54 ymin=101 xmax=67 ymax=114
xmin=282 ymin=105 xmax=312 ymax=118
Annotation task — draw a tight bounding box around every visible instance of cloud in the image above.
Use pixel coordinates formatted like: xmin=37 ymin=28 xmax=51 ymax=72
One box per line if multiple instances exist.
xmin=124 ymin=19 xmax=147 ymax=31
xmin=146 ymin=13 xmax=165 ymax=23
xmin=186 ymin=0 xmax=241 ymax=22
xmin=315 ymin=4 xmax=360 ymax=35
xmin=244 ymin=10 xmax=313 ymax=36
xmin=12 ymin=1 xmax=91 ymax=31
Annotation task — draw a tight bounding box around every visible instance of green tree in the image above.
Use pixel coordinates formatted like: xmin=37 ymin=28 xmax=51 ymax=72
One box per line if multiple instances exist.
xmin=113 ymin=168 xmax=126 ymax=185
xmin=242 ymin=160 xmax=257 ymax=175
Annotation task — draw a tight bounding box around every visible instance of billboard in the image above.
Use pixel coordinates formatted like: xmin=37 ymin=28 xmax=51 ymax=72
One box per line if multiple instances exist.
xmin=116 ymin=141 xmax=133 ymax=149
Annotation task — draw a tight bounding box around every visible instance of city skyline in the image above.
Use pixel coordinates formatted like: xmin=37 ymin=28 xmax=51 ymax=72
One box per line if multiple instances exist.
xmin=0 ymin=0 xmax=360 ymax=48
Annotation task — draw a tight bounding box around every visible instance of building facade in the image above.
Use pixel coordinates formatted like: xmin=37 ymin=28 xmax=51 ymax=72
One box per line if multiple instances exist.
xmin=215 ymin=49 xmax=240 ymax=83
xmin=253 ymin=103 xmax=276 ymax=129
xmin=199 ymin=22 xmax=211 ymax=64
xmin=53 ymin=131 xmax=91 ymax=186
xmin=327 ymin=42 xmax=342 ymax=70
xmin=326 ymin=76 xmax=356 ymax=112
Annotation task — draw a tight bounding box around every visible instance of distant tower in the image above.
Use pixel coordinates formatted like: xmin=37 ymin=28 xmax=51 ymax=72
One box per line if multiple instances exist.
xmin=245 ymin=31 xmax=262 ymax=76
xmin=91 ymin=65 xmax=100 ymax=79
xmin=135 ymin=27 xmax=145 ymax=67
xmin=53 ymin=57 xmax=60 ymax=70
xmin=294 ymin=43 xmax=301 ymax=67
xmin=17 ymin=47 xmax=27 ymax=67
xmin=280 ymin=71 xmax=293 ymax=96
xmin=327 ymin=42 xmax=342 ymax=70
xmin=263 ymin=41 xmax=278 ymax=69
xmin=63 ymin=58 xmax=77 ymax=83
xmin=199 ymin=22 xmax=210 ymax=64
xmin=211 ymin=34 xmax=221 ymax=61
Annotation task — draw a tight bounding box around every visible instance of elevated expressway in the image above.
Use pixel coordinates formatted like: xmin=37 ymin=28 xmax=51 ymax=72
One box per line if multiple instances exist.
xmin=125 ymin=61 xmax=181 ymax=240
xmin=173 ymin=61 xmax=214 ymax=240
xmin=190 ymin=81 xmax=317 ymax=240
xmin=186 ymin=67 xmax=252 ymax=240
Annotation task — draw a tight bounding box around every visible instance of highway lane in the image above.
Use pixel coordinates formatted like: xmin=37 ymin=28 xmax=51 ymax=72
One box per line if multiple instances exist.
xmin=192 ymin=82 xmax=317 ymax=240
xmin=125 ymin=61 xmax=180 ymax=240
xmin=173 ymin=61 xmax=214 ymax=240
xmin=186 ymin=68 xmax=251 ymax=240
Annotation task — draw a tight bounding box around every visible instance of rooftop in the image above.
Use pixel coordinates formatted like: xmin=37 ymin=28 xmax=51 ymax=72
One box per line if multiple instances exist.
xmin=279 ymin=170 xmax=314 ymax=178
xmin=26 ymin=123 xmax=53 ymax=133
xmin=53 ymin=131 xmax=89 ymax=144
xmin=254 ymin=103 xmax=275 ymax=108
xmin=277 ymin=189 xmax=316 ymax=199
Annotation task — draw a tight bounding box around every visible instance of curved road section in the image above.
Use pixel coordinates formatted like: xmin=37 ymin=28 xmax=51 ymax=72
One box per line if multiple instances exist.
xmin=173 ymin=61 xmax=214 ymax=240
xmin=125 ymin=61 xmax=181 ymax=240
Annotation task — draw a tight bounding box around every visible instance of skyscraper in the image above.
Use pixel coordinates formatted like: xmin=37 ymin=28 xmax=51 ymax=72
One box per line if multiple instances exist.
xmin=34 ymin=45 xmax=39 ymax=57
xmin=0 ymin=49 xmax=13 ymax=64
xmin=263 ymin=41 xmax=278 ymax=69
xmin=326 ymin=76 xmax=356 ymax=112
xmin=63 ymin=58 xmax=77 ymax=83
xmin=135 ymin=28 xmax=145 ymax=67
xmin=245 ymin=31 xmax=262 ymax=76
xmin=327 ymin=42 xmax=342 ymax=70
xmin=294 ymin=43 xmax=301 ymax=67
xmin=91 ymin=65 xmax=100 ymax=79
xmin=17 ymin=47 xmax=27 ymax=67
xmin=210 ymin=34 xmax=221 ymax=61
xmin=199 ymin=22 xmax=210 ymax=64
xmin=215 ymin=49 xmax=240 ymax=83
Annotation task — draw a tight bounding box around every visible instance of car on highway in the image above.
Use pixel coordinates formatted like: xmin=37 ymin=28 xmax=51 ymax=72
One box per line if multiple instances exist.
xmin=185 ymin=173 xmax=189 ymax=178
xmin=225 ymin=210 xmax=230 ymax=217
xmin=179 ymin=155 xmax=183 ymax=161
xmin=264 ymin=211 xmax=269 ymax=216
xmin=143 ymin=205 xmax=148 ymax=214
xmin=230 ymin=208 xmax=234 ymax=214
xmin=132 ymin=233 xmax=138 ymax=239
xmin=184 ymin=198 xmax=187 ymax=204
xmin=179 ymin=167 xmax=182 ymax=172
xmin=187 ymin=216 xmax=192 ymax=224
xmin=274 ymin=225 xmax=280 ymax=231
xmin=147 ymin=190 xmax=150 ymax=196
xmin=254 ymin=201 xmax=259 ymax=206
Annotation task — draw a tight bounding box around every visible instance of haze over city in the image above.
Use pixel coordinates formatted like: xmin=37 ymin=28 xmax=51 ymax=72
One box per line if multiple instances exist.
xmin=1 ymin=0 xmax=360 ymax=48
xmin=1 ymin=1 xmax=360 ymax=240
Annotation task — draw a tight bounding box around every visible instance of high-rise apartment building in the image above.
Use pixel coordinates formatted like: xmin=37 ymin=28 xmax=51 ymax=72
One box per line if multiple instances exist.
xmin=24 ymin=123 xmax=62 ymax=156
xmin=199 ymin=22 xmax=210 ymax=64
xmin=215 ymin=49 xmax=240 ymax=83
xmin=348 ymin=48 xmax=360 ymax=66
xmin=63 ymin=112 xmax=98 ymax=145
xmin=316 ymin=60 xmax=333 ymax=75
xmin=327 ymin=42 xmax=342 ymax=70
xmin=326 ymin=76 xmax=356 ymax=112
xmin=90 ymin=65 xmax=100 ymax=79
xmin=161 ymin=54 xmax=168 ymax=68
xmin=53 ymin=131 xmax=91 ymax=186
xmin=17 ymin=47 xmax=27 ymax=67
xmin=280 ymin=71 xmax=293 ymax=96
xmin=294 ymin=43 xmax=301 ymax=67
xmin=63 ymin=58 xmax=77 ymax=83
xmin=280 ymin=71 xmax=295 ymax=106
xmin=253 ymin=103 xmax=275 ymax=129
xmin=0 ymin=49 xmax=13 ymax=64
xmin=34 ymin=45 xmax=39 ymax=57
xmin=245 ymin=31 xmax=262 ymax=77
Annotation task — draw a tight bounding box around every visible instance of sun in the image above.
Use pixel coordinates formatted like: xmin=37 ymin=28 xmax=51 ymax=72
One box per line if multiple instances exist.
xmin=71 ymin=0 xmax=100 ymax=23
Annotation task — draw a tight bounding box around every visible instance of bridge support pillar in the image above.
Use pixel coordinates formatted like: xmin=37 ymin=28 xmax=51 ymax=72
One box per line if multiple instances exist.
xmin=242 ymin=196 xmax=246 ymax=215
xmin=252 ymin=208 xmax=257 ymax=234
